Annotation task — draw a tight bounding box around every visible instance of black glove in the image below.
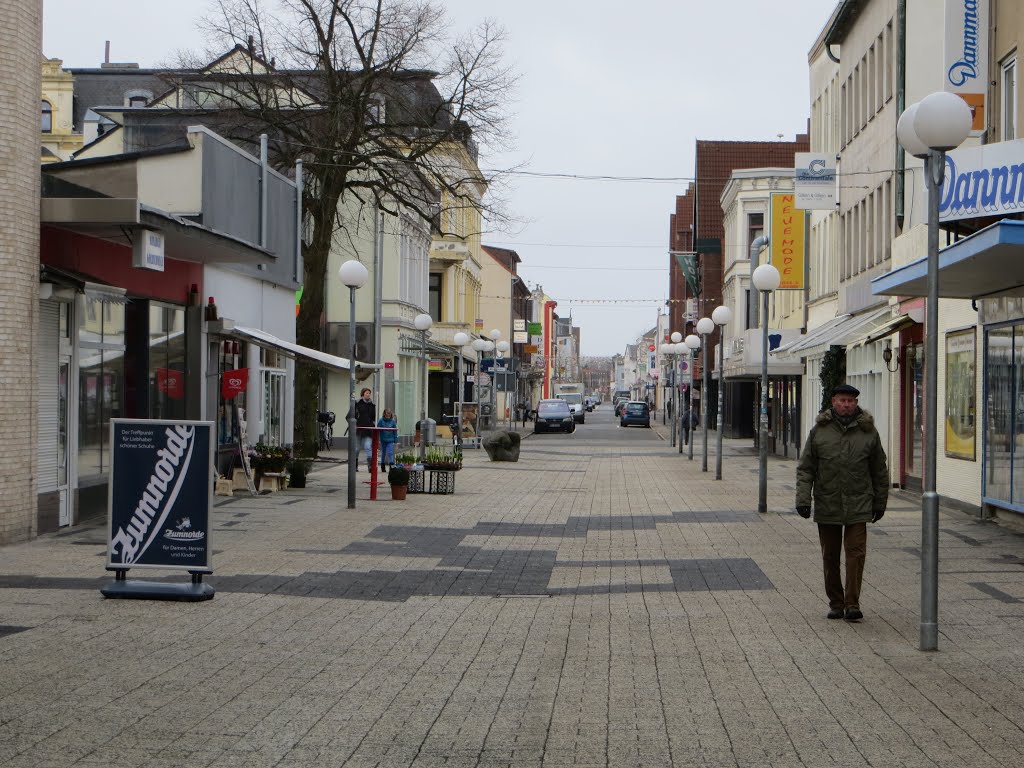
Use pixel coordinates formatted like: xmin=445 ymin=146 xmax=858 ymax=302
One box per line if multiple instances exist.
xmin=872 ymin=509 xmax=885 ymax=523
xmin=797 ymin=506 xmax=811 ymax=519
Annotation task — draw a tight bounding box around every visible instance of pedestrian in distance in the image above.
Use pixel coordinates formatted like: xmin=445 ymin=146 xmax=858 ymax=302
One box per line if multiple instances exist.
xmin=377 ymin=409 xmax=398 ymax=472
xmin=682 ymin=404 xmax=699 ymax=445
xmin=351 ymin=387 xmax=377 ymax=473
xmin=796 ymin=383 xmax=888 ymax=622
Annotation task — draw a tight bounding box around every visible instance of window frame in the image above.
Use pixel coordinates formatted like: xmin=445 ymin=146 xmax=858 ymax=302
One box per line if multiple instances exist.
xmin=41 ymin=100 xmax=53 ymax=133
xmin=1002 ymin=51 xmax=1017 ymax=141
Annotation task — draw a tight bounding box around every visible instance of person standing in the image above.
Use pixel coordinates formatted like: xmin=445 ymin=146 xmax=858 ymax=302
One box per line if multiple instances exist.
xmin=796 ymin=383 xmax=888 ymax=622
xmin=354 ymin=387 xmax=377 ymax=473
xmin=377 ymin=409 xmax=398 ymax=472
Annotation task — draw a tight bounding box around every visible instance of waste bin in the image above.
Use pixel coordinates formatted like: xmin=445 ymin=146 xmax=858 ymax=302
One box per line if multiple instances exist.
xmin=421 ymin=417 xmax=437 ymax=445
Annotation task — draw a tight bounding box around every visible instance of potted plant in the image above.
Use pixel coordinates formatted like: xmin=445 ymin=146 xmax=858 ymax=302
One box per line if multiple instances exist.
xmin=388 ymin=466 xmax=410 ymax=500
xmin=422 ymin=446 xmax=463 ymax=470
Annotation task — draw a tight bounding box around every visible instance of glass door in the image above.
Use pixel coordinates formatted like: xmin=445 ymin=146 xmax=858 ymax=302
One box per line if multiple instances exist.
xmin=903 ymin=342 xmax=925 ymax=491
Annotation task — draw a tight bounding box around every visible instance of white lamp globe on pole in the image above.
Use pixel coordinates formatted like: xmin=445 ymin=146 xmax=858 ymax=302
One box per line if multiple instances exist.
xmin=671 ymin=331 xmax=683 ymax=344
xmin=339 ymin=260 xmax=369 ymax=509
xmin=752 ymin=263 xmax=781 ymax=514
xmin=660 ymin=343 xmax=674 ymax=439
xmin=696 ymin=317 xmax=714 ymax=471
xmin=683 ymin=334 xmax=701 ymax=460
xmin=897 ymin=90 xmax=972 ymax=652
xmin=711 ymin=305 xmax=733 ymax=480
xmin=913 ymin=91 xmax=973 ymax=150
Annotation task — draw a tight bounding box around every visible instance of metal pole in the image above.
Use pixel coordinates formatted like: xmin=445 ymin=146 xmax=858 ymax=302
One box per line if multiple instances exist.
xmin=702 ymin=332 xmax=710 ymax=472
xmin=687 ymin=353 xmax=694 ymax=459
xmin=347 ymin=286 xmax=358 ymax=510
xmin=921 ymin=151 xmax=942 ymax=651
xmin=758 ymin=290 xmax=770 ymax=514
xmin=419 ymin=329 xmax=428 ymax=461
xmin=456 ymin=350 xmax=463 ymax=444
xmin=669 ymin=356 xmax=676 ymax=446
xmin=715 ymin=333 xmax=725 ymax=480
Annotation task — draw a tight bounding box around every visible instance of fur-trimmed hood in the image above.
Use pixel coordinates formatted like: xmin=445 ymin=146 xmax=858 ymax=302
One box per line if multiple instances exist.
xmin=816 ymin=407 xmax=875 ymax=432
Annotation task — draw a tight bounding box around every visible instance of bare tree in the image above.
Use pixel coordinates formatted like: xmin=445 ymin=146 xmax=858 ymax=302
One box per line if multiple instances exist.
xmin=169 ymin=0 xmax=516 ymax=453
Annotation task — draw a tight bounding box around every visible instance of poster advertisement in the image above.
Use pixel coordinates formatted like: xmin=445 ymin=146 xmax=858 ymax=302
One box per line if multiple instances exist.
xmin=945 ymin=329 xmax=976 ymax=460
xmin=769 ymin=193 xmax=806 ymax=290
xmin=107 ymin=420 xmax=214 ymax=571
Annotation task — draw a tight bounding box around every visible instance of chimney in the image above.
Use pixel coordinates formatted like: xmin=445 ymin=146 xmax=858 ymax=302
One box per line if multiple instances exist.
xmin=104 ymin=40 xmax=110 ymax=64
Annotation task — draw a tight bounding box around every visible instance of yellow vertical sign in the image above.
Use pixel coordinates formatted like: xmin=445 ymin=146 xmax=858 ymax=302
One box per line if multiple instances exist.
xmin=770 ymin=193 xmax=805 ymax=290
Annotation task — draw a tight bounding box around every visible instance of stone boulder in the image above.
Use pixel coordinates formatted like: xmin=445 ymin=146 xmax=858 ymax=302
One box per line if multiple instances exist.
xmin=483 ymin=430 xmax=521 ymax=462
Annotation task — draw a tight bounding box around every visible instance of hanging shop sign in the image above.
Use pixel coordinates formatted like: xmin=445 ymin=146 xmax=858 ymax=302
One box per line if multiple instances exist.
xmin=514 ymin=319 xmax=526 ymax=331
xmin=132 ymin=229 xmax=165 ymax=271
xmin=769 ymin=193 xmax=806 ymax=290
xmin=221 ymin=368 xmax=249 ymax=399
xmin=944 ymin=0 xmax=988 ymax=133
xmin=527 ymin=322 xmax=543 ymax=336
xmin=107 ymin=420 xmax=214 ymax=572
xmin=156 ymin=368 xmax=185 ymax=400
xmin=794 ymin=152 xmax=838 ymax=210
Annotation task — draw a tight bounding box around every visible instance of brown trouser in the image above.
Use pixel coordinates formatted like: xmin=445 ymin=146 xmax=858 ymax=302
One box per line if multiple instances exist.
xmin=817 ymin=522 xmax=867 ymax=610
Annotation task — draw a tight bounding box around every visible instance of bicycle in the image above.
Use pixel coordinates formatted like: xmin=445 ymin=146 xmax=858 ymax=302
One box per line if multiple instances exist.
xmin=317 ymin=411 xmax=335 ymax=451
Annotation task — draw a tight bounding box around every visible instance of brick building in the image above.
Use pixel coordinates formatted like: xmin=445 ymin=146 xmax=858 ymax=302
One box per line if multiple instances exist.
xmin=0 ymin=0 xmax=41 ymax=544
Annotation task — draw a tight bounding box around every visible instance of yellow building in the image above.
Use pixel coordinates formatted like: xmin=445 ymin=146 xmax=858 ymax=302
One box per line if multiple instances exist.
xmin=41 ymin=58 xmax=81 ymax=162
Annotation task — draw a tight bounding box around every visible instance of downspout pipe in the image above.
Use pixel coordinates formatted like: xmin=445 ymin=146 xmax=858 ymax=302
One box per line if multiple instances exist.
xmin=895 ymin=0 xmax=907 ymax=230
xmin=748 ymin=235 xmax=770 ymax=328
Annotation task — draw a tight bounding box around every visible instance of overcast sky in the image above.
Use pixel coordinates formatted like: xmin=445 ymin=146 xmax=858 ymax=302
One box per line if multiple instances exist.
xmin=43 ymin=0 xmax=838 ymax=357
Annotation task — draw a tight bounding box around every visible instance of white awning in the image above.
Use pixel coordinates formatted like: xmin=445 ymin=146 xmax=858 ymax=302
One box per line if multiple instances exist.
xmin=773 ymin=306 xmax=892 ymax=359
xmin=847 ymin=313 xmax=919 ymax=348
xmin=230 ymin=324 xmax=350 ymax=372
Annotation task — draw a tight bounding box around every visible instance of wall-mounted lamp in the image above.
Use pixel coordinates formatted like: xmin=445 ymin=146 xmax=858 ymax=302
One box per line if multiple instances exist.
xmin=883 ymin=340 xmax=899 ymax=372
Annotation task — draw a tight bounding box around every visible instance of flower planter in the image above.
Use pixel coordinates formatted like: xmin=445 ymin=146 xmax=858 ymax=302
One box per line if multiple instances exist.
xmin=390 ymin=485 xmax=408 ymax=500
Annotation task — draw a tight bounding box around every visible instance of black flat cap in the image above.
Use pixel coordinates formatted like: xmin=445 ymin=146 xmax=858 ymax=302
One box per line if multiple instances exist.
xmin=831 ymin=383 xmax=860 ymax=397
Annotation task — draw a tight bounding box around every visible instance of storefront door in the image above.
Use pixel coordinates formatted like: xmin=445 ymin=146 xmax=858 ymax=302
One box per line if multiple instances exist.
xmin=903 ymin=342 xmax=925 ymax=491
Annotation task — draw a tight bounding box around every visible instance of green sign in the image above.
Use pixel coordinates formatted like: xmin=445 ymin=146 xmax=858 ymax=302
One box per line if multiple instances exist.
xmin=527 ymin=322 xmax=543 ymax=336
xmin=673 ymin=252 xmax=701 ymax=297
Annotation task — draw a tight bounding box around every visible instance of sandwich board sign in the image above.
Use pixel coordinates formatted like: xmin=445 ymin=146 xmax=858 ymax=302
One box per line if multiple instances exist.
xmin=102 ymin=419 xmax=215 ymax=601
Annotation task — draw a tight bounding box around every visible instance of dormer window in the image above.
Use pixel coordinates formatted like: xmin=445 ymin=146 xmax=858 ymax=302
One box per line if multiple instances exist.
xmin=124 ymin=89 xmax=153 ymax=108
xmin=41 ymin=100 xmax=53 ymax=133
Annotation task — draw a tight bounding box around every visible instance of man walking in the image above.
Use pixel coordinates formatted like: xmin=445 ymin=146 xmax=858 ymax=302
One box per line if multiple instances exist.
xmin=796 ymin=383 xmax=888 ymax=622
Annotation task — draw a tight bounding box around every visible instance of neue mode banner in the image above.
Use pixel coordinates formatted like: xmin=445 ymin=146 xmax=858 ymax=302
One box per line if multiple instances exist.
xmin=107 ymin=420 xmax=214 ymax=573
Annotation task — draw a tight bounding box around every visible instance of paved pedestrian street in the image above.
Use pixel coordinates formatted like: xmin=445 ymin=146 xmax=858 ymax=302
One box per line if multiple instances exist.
xmin=2 ymin=408 xmax=1024 ymax=767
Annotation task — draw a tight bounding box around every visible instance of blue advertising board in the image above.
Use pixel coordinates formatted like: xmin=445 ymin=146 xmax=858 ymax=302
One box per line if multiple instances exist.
xmin=106 ymin=420 xmax=214 ymax=573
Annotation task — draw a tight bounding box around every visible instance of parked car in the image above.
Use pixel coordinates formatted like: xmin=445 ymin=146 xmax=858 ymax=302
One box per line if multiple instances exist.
xmin=533 ymin=399 xmax=576 ymax=434
xmin=614 ymin=397 xmax=630 ymax=417
xmin=619 ymin=401 xmax=651 ymax=428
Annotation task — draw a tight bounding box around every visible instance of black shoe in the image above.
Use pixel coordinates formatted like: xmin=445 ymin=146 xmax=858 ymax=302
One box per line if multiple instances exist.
xmin=844 ymin=608 xmax=863 ymax=622
xmin=827 ymin=609 xmax=845 ymax=620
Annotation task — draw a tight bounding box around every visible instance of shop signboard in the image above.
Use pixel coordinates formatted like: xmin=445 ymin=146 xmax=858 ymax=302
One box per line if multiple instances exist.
xmin=794 ymin=153 xmax=837 ymax=210
xmin=107 ymin=420 xmax=214 ymax=573
xmin=769 ymin=193 xmax=806 ymax=290
xmin=937 ymin=138 xmax=1024 ymax=222
xmin=944 ymin=0 xmax=988 ymax=133
xmin=527 ymin=322 xmax=543 ymax=335
xmin=513 ymin=319 xmax=526 ymax=331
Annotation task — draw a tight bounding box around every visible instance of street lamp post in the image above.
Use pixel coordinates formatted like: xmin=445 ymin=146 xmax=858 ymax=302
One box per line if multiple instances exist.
xmin=752 ymin=264 xmax=781 ymax=514
xmin=414 ymin=313 xmax=433 ymax=460
xmin=712 ymin=306 xmax=732 ymax=480
xmin=453 ymin=331 xmax=470 ymax=446
xmin=497 ymin=339 xmax=511 ymax=427
xmin=489 ymin=329 xmax=502 ymax=431
xmin=685 ymin=334 xmax=701 ymax=459
xmin=660 ymin=342 xmax=675 ymax=445
xmin=471 ymin=338 xmax=488 ymax=440
xmin=696 ymin=316 xmax=715 ymax=472
xmin=339 ymin=259 xmax=369 ymax=510
xmin=897 ymin=91 xmax=972 ymax=652
xmin=669 ymin=332 xmax=683 ymax=440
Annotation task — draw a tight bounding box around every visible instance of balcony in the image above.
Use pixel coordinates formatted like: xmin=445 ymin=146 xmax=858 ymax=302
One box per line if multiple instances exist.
xmin=430 ymin=239 xmax=470 ymax=262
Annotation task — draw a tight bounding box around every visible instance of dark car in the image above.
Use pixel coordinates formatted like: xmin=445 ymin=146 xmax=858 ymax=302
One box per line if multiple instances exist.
xmin=619 ymin=400 xmax=651 ymax=428
xmin=534 ymin=399 xmax=576 ymax=434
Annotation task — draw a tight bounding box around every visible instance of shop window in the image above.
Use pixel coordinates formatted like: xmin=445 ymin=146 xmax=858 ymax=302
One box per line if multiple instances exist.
xmin=986 ymin=327 xmax=1015 ymax=504
xmin=1002 ymin=53 xmax=1017 ymax=141
xmin=261 ymin=347 xmax=287 ymax=446
xmin=41 ymin=100 xmax=53 ymax=133
xmin=148 ymin=303 xmax=187 ymax=420
xmin=429 ymin=272 xmax=442 ymax=322
xmin=78 ymin=297 xmax=126 ymax=480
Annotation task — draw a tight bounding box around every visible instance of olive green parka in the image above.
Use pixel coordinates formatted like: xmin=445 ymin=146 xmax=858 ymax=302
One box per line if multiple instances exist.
xmin=796 ymin=408 xmax=889 ymax=524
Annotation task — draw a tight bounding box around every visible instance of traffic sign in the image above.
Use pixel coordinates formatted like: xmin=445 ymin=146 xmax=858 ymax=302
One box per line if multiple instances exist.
xmin=476 ymin=372 xmax=491 ymax=386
